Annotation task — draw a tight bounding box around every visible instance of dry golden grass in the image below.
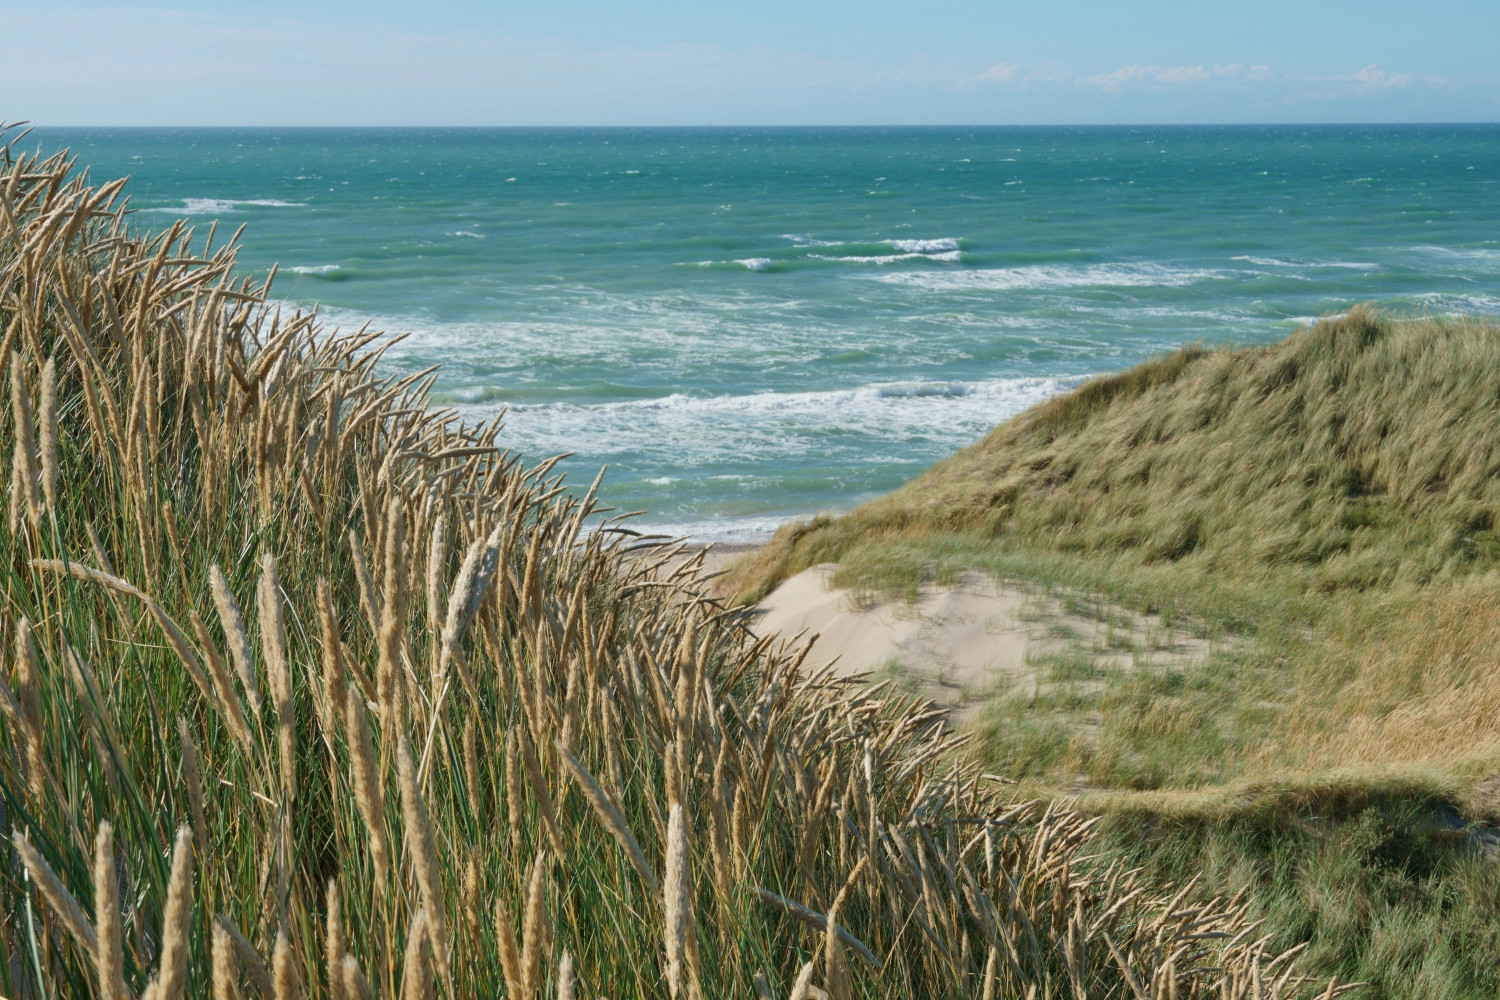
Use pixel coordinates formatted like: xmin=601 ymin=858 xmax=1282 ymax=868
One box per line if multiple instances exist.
xmin=0 ymin=127 xmax=1340 ymax=998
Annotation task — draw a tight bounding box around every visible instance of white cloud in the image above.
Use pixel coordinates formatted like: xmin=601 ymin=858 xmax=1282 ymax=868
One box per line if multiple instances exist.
xmin=1083 ymin=65 xmax=1152 ymax=91
xmin=1082 ymin=63 xmax=1273 ymax=91
xmin=1344 ymin=64 xmax=1412 ymax=89
xmin=1154 ymin=65 xmax=1211 ymax=84
xmin=975 ymin=63 xmax=1020 ymax=84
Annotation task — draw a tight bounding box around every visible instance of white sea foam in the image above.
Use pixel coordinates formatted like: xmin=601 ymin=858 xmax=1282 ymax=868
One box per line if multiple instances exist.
xmin=157 ymin=198 xmax=305 ymax=215
xmin=288 ymin=264 xmax=341 ymax=276
xmin=735 ymin=258 xmax=774 ymax=272
xmin=872 ymin=262 xmax=1226 ymax=292
xmin=443 ymin=375 xmax=1088 ymax=472
xmin=1410 ymin=292 xmax=1500 ymax=313
xmin=888 ymin=237 xmax=960 ymax=253
xmin=1231 ymin=255 xmax=1378 ymax=270
xmin=808 ymin=250 xmax=963 ymax=265
xmin=616 ymin=514 xmax=797 ymax=544
xmin=780 ymin=234 xmax=846 ymax=247
xmin=1411 ymin=246 xmax=1500 ymax=270
xmin=451 ymin=230 xmax=487 ymax=239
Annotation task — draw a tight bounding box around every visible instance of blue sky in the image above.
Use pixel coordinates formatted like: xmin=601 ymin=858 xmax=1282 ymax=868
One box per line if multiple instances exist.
xmin=4 ymin=1 xmax=1496 ymax=125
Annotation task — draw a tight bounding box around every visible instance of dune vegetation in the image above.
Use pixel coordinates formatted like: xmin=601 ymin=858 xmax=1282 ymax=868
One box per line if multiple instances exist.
xmin=725 ymin=307 xmax=1500 ymax=996
xmin=0 ymin=136 xmax=1355 ymax=997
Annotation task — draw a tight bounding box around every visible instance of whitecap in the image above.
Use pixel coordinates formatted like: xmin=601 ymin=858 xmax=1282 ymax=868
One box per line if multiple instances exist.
xmin=288 ymin=264 xmax=341 ymax=276
xmin=1231 ymin=255 xmax=1378 ymax=270
xmin=451 ymin=231 xmax=487 ymax=239
xmin=872 ymin=262 xmax=1227 ymax=292
xmin=1411 ymin=246 xmax=1500 ymax=269
xmin=780 ymin=234 xmax=846 ymax=247
xmin=452 ymin=376 xmax=1089 ymax=463
xmin=1409 ymin=292 xmax=1500 ymax=313
xmin=888 ymin=237 xmax=960 ymax=253
xmin=155 ymin=198 xmax=306 ymax=215
xmin=808 ymin=250 xmax=962 ymax=265
xmin=735 ymin=258 xmax=774 ymax=272
xmin=615 ymin=513 xmax=796 ymax=544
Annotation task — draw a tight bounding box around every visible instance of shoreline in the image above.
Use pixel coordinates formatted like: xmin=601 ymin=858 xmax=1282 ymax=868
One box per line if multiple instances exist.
xmin=671 ymin=539 xmax=762 ymax=584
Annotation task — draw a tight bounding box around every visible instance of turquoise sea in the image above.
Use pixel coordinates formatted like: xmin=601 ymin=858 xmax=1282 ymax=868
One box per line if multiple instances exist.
xmin=29 ymin=126 xmax=1500 ymax=540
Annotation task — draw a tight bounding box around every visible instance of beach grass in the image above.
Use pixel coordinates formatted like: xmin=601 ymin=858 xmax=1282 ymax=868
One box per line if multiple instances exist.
xmin=0 ymin=131 xmax=1346 ymax=998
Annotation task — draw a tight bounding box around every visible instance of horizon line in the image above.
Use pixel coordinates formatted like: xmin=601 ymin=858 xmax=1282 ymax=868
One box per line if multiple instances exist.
xmin=16 ymin=120 xmax=1500 ymax=130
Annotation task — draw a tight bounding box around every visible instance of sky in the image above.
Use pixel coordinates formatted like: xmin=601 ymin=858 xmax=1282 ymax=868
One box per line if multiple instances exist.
xmin=3 ymin=1 xmax=1497 ymax=126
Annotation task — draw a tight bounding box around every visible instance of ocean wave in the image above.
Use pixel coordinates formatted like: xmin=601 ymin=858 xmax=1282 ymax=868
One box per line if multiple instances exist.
xmin=288 ymin=264 xmax=341 ymax=276
xmin=438 ymin=373 xmax=1086 ymax=476
xmin=153 ymin=198 xmax=306 ymax=215
xmin=691 ymin=258 xmax=785 ymax=272
xmin=451 ymin=230 xmax=487 ymax=239
xmin=1411 ymin=246 xmax=1500 ymax=270
xmin=780 ymin=234 xmax=845 ymax=247
xmin=493 ymin=377 xmax=1080 ymax=418
xmin=889 ymin=237 xmax=961 ymax=253
xmin=1231 ymin=255 xmax=1378 ymax=270
xmin=872 ymin=262 xmax=1227 ymax=292
xmin=780 ymin=235 xmax=963 ymax=257
xmin=612 ymin=513 xmax=798 ymax=544
xmin=295 ymin=299 xmax=848 ymax=366
xmin=807 ymin=250 xmax=963 ymax=265
xmin=436 ymin=386 xmax=509 ymax=404
xmin=1409 ymin=292 xmax=1500 ymax=314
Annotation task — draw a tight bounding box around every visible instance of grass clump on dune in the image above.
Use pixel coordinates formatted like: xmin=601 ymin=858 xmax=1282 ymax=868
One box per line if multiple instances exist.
xmin=0 ymin=134 xmax=1344 ymax=998
xmin=723 ymin=308 xmax=1500 ymax=996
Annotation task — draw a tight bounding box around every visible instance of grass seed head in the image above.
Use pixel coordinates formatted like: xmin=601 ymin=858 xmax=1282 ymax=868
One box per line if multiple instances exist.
xmin=399 ymin=737 xmax=451 ymax=985
xmin=38 ymin=355 xmax=57 ymax=511
xmin=93 ymin=822 xmax=126 ymax=1000
xmin=210 ymin=563 xmax=261 ymax=715
xmin=345 ymin=685 xmax=389 ymax=890
xmin=155 ymin=826 xmax=195 ymax=1000
xmin=12 ymin=829 xmax=97 ymax=959
xmin=664 ymin=801 xmax=690 ymax=1000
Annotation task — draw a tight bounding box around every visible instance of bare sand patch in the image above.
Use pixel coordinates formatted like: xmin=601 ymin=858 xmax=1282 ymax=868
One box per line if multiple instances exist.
xmin=751 ymin=564 xmax=1213 ymax=724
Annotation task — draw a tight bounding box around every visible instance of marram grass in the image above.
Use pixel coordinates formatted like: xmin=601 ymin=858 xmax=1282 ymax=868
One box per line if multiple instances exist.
xmin=0 ymin=129 xmax=1342 ymax=998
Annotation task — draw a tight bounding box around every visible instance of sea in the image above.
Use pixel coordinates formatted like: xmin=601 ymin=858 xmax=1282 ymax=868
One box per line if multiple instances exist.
xmin=26 ymin=125 xmax=1500 ymax=541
